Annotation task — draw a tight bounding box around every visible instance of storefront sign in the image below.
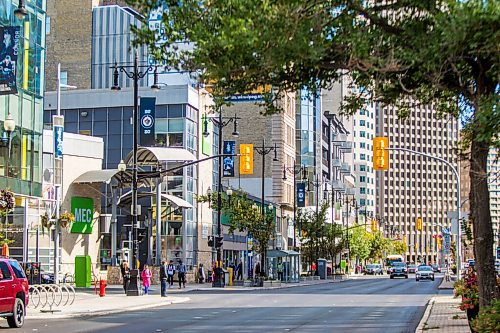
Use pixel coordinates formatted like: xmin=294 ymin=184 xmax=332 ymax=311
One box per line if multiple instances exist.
xmin=70 ymin=197 xmax=94 ymax=234
xmin=54 ymin=125 xmax=64 ymax=159
xmin=222 ymin=141 xmax=235 ymax=177
xmin=297 ymin=183 xmax=306 ymax=207
xmin=0 ymin=26 xmax=20 ymax=95
xmin=139 ymin=97 xmax=156 ymax=146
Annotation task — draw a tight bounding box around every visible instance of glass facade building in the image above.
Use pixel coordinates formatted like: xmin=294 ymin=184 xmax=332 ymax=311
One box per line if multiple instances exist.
xmin=0 ymin=0 xmax=46 ymax=197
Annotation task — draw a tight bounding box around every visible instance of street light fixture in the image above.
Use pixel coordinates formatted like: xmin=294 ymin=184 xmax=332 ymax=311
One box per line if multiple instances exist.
xmin=14 ymin=0 xmax=28 ymax=20
xmin=117 ymin=160 xmax=127 ymax=172
xmin=203 ymin=108 xmax=240 ymax=288
xmin=110 ymin=50 xmax=154 ymax=296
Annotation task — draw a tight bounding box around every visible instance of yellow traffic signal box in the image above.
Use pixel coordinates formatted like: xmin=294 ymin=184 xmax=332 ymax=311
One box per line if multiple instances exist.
xmin=416 ymin=218 xmax=423 ymax=231
xmin=371 ymin=219 xmax=377 ymax=232
xmin=373 ymin=137 xmax=389 ymax=170
xmin=239 ymin=144 xmax=254 ymax=175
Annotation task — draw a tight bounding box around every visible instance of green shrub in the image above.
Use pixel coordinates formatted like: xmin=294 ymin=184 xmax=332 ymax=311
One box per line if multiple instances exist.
xmin=471 ymin=299 xmax=500 ymax=333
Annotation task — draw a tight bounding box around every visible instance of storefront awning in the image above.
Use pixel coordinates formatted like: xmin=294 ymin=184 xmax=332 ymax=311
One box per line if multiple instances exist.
xmin=117 ymin=190 xmax=192 ymax=209
xmin=125 ymin=147 xmax=196 ymax=167
xmin=267 ymin=249 xmax=300 ymax=258
xmin=73 ymin=169 xmax=154 ymax=188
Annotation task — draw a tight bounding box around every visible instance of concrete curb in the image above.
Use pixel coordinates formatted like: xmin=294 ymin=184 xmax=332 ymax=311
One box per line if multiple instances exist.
xmin=438 ymin=277 xmax=455 ymax=290
xmin=415 ymin=297 xmax=435 ymax=333
xmin=26 ymin=296 xmax=190 ymax=320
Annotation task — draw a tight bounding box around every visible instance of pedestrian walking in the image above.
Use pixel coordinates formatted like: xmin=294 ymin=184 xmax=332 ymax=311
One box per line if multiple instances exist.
xmin=167 ymin=260 xmax=176 ymax=287
xmin=141 ymin=264 xmax=152 ymax=295
xmin=236 ymin=260 xmax=243 ymax=280
xmin=120 ymin=262 xmax=130 ymax=293
xmin=277 ymin=261 xmax=283 ymax=281
xmin=159 ymin=260 xmax=168 ymax=297
xmin=198 ymin=264 xmax=205 ymax=283
xmin=255 ymin=262 xmax=261 ymax=278
xmin=178 ymin=260 xmax=187 ymax=289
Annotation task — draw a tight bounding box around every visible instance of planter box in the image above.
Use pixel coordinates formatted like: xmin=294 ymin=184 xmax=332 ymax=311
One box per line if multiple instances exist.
xmin=271 ymin=281 xmax=281 ymax=287
xmin=313 ymin=276 xmax=320 ymax=281
xmin=244 ymin=280 xmax=253 ymax=287
xmin=263 ymin=281 xmax=273 ymax=288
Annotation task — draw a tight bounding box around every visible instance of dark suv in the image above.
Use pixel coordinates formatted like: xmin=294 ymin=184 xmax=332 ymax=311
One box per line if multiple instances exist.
xmin=0 ymin=258 xmax=29 ymax=328
xmin=390 ymin=262 xmax=408 ymax=279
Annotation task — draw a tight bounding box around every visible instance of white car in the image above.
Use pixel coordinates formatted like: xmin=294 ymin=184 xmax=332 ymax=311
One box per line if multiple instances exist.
xmin=416 ymin=265 xmax=435 ymax=281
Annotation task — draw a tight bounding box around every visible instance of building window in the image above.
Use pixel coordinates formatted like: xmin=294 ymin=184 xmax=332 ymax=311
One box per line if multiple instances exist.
xmin=60 ymin=71 xmax=68 ymax=87
xmin=360 ymin=120 xmax=366 ymax=127
xmin=359 ymin=176 xmax=366 ymax=183
xmin=360 ymin=199 xmax=366 ymax=206
xmin=46 ymin=17 xmax=51 ymax=35
xmin=360 ymin=131 xmax=366 ymax=138
xmin=360 ymin=165 xmax=366 ymax=172
xmin=360 ymin=153 xmax=366 ymax=160
xmin=360 ymin=142 xmax=366 ymax=149
xmin=360 ymin=188 xmax=366 ymax=194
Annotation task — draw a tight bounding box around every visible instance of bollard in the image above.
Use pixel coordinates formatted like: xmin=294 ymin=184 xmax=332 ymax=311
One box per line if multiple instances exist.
xmin=99 ymin=279 xmax=107 ymax=297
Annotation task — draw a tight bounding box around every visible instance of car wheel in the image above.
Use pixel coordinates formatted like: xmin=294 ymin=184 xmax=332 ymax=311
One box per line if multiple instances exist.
xmin=405 ymin=275 xmax=408 ymax=279
xmin=416 ymin=278 xmax=419 ymax=282
xmin=7 ymin=298 xmax=25 ymax=328
xmin=390 ymin=275 xmax=394 ymax=279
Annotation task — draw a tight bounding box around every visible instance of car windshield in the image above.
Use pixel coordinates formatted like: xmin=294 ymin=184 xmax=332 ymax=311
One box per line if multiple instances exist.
xmin=419 ymin=266 xmax=432 ymax=271
xmin=408 ymin=265 xmax=416 ymax=268
xmin=392 ymin=263 xmax=405 ymax=267
xmin=366 ymin=265 xmax=376 ymax=269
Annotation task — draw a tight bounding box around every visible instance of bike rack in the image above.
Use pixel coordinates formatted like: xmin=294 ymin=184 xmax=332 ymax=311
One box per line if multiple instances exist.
xmin=28 ymin=284 xmax=76 ymax=312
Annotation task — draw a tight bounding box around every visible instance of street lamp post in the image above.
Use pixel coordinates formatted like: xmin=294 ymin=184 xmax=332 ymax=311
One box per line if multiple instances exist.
xmin=254 ymin=139 xmax=278 ymax=275
xmin=203 ymin=109 xmax=239 ymax=288
xmin=110 ymin=51 xmax=154 ymax=296
xmin=307 ymin=174 xmax=322 ymax=275
xmin=282 ymin=162 xmax=306 ymax=249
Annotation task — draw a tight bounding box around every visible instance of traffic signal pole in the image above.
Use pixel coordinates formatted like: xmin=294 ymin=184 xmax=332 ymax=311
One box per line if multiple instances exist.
xmin=384 ymin=147 xmax=462 ymax=280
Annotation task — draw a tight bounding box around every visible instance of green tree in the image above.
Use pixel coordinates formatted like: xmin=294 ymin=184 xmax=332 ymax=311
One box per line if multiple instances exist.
xmin=389 ymin=241 xmax=407 ymax=256
xmin=369 ymin=231 xmax=390 ymax=262
xmin=131 ymin=0 xmax=500 ymax=305
xmin=198 ymin=190 xmax=274 ymax=275
xmin=348 ymin=226 xmax=372 ymax=263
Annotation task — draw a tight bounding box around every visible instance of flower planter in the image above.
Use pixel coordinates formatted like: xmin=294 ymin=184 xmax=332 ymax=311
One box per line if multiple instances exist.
xmin=243 ymin=280 xmax=253 ymax=287
xmin=466 ymin=306 xmax=479 ymax=332
xmin=263 ymin=281 xmax=272 ymax=288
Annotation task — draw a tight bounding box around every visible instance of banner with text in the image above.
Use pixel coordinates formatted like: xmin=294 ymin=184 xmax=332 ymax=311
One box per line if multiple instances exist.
xmin=139 ymin=97 xmax=156 ymax=146
xmin=297 ymin=183 xmax=306 ymax=207
xmin=222 ymin=140 xmax=235 ymax=177
xmin=0 ymin=26 xmax=20 ymax=95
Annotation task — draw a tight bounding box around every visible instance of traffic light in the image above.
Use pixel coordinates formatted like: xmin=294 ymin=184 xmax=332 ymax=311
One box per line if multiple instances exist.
xmin=136 ymin=227 xmax=147 ymax=243
xmin=239 ymin=144 xmax=254 ymax=175
xmin=215 ymin=236 xmax=223 ymax=248
xmin=371 ymin=219 xmax=377 ymax=232
xmin=416 ymin=218 xmax=423 ymax=231
xmin=373 ymin=137 xmax=389 ymax=171
xmin=208 ymin=235 xmax=214 ymax=247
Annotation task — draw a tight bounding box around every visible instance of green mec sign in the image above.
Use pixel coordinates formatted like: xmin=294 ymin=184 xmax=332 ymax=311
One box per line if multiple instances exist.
xmin=70 ymin=197 xmax=94 ymax=234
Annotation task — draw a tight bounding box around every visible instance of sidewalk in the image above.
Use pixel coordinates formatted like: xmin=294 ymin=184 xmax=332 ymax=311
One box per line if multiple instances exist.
xmin=27 ymin=277 xmax=348 ymax=320
xmin=415 ymin=278 xmax=471 ymax=333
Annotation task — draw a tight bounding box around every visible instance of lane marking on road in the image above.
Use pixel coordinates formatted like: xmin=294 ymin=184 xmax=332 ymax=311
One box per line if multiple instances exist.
xmin=280 ymin=314 xmax=301 ymax=317
xmin=193 ymin=316 xmax=203 ymax=319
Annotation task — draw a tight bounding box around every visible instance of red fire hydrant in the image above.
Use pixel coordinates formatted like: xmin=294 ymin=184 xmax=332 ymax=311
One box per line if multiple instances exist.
xmin=99 ymin=279 xmax=107 ymax=297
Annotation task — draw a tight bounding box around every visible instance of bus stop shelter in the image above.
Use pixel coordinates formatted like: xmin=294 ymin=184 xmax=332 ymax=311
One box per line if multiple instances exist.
xmin=267 ymin=249 xmax=300 ymax=283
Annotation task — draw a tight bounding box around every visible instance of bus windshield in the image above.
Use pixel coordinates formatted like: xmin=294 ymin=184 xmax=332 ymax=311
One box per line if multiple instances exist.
xmin=385 ymin=255 xmax=404 ymax=266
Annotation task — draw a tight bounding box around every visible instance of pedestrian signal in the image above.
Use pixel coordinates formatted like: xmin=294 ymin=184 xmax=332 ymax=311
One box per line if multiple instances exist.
xmin=208 ymin=235 xmax=214 ymax=247
xmin=239 ymin=144 xmax=254 ymax=174
xmin=373 ymin=137 xmax=389 ymax=171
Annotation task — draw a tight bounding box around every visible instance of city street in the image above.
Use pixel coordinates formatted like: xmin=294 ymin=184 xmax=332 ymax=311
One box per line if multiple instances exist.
xmin=12 ymin=275 xmax=448 ymax=333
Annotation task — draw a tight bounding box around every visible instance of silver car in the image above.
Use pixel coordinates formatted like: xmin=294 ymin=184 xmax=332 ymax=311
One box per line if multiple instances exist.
xmin=416 ymin=265 xmax=435 ymax=281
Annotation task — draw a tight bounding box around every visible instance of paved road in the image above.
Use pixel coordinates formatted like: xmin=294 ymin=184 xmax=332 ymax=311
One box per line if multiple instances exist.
xmin=10 ymin=275 xmax=447 ymax=333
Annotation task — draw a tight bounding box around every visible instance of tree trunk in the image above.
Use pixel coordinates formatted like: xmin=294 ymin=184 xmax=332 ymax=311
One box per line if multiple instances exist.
xmin=470 ymin=138 xmax=499 ymax=307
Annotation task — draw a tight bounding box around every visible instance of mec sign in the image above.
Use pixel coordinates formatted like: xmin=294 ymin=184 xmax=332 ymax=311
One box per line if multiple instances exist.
xmin=70 ymin=197 xmax=94 ymax=234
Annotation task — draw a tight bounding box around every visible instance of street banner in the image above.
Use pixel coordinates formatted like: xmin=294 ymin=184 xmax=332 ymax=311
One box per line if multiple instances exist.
xmin=222 ymin=140 xmax=235 ymax=177
xmin=0 ymin=26 xmax=20 ymax=95
xmin=297 ymin=182 xmax=306 ymax=207
xmin=54 ymin=125 xmax=64 ymax=160
xmin=139 ymin=97 xmax=156 ymax=146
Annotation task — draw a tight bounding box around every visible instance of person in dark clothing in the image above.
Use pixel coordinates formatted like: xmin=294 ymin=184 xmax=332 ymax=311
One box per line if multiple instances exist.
xmin=177 ymin=260 xmax=187 ymax=289
xmin=159 ymin=261 xmax=168 ymax=297
xmin=120 ymin=262 xmax=131 ymax=293
xmin=198 ymin=264 xmax=205 ymax=283
xmin=255 ymin=262 xmax=261 ymax=278
xmin=236 ymin=261 xmax=243 ymax=280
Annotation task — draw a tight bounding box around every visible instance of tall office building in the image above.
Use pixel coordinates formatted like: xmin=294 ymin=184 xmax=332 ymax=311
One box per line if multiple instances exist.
xmin=487 ymin=148 xmax=500 ymax=252
xmin=376 ymin=105 xmax=459 ymax=264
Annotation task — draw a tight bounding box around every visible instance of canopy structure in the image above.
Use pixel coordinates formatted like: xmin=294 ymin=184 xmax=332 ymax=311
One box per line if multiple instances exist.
xmin=267 ymin=249 xmax=300 ymax=283
xmin=117 ymin=190 xmax=192 ymax=209
xmin=125 ymin=147 xmax=196 ymax=167
xmin=73 ymin=169 xmax=154 ymax=188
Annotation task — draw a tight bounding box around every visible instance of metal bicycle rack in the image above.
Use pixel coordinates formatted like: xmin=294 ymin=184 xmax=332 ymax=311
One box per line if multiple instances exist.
xmin=28 ymin=284 xmax=76 ymax=313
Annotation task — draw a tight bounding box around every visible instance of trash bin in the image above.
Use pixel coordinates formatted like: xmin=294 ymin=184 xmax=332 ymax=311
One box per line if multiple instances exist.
xmin=223 ymin=269 xmax=229 ymax=286
xmin=317 ymin=258 xmax=327 ymax=280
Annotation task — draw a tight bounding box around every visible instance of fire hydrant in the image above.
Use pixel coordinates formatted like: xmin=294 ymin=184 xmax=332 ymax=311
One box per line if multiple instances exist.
xmin=99 ymin=279 xmax=107 ymax=297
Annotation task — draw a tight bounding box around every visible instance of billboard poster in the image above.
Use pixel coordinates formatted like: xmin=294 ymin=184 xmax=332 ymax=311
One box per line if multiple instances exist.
xmin=222 ymin=140 xmax=235 ymax=177
xmin=0 ymin=27 xmax=20 ymax=95
xmin=139 ymin=97 xmax=156 ymax=146
xmin=297 ymin=183 xmax=306 ymax=207
xmin=54 ymin=125 xmax=64 ymax=160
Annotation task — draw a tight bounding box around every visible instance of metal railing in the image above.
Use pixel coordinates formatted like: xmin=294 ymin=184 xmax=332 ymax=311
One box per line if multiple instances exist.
xmin=28 ymin=284 xmax=75 ymax=312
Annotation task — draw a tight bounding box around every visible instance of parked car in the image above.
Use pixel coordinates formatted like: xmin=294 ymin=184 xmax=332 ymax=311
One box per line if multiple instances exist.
xmin=0 ymin=258 xmax=29 ymax=328
xmin=407 ymin=264 xmax=417 ymax=274
xmin=431 ymin=264 xmax=441 ymax=273
xmin=416 ymin=265 xmax=435 ymax=281
xmin=364 ymin=264 xmax=383 ymax=275
xmin=390 ymin=262 xmax=408 ymax=279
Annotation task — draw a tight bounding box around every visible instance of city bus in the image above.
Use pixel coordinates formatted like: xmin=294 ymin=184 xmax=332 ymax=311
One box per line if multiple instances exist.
xmin=385 ymin=255 xmax=405 ymax=271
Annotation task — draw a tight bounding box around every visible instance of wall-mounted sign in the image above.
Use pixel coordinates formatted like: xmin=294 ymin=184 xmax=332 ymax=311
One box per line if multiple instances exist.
xmin=139 ymin=97 xmax=156 ymax=146
xmin=54 ymin=125 xmax=64 ymax=159
xmin=0 ymin=26 xmax=20 ymax=95
xmin=297 ymin=183 xmax=306 ymax=207
xmin=70 ymin=197 xmax=94 ymax=234
xmin=222 ymin=140 xmax=235 ymax=177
